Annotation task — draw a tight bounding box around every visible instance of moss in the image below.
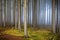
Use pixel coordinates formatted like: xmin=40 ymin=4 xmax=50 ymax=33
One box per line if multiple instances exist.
xmin=0 ymin=27 xmax=58 ymax=40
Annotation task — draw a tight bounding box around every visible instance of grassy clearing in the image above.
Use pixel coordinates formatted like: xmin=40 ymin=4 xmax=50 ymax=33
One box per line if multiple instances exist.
xmin=0 ymin=27 xmax=58 ymax=40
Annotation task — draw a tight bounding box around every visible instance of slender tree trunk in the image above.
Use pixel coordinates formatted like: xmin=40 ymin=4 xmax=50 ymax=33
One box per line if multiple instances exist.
xmin=6 ymin=0 xmax=7 ymax=26
xmin=18 ymin=0 xmax=21 ymax=31
xmin=55 ymin=0 xmax=58 ymax=33
xmin=11 ymin=0 xmax=13 ymax=27
xmin=38 ymin=0 xmax=40 ymax=26
xmin=0 ymin=0 xmax=2 ymax=26
xmin=11 ymin=0 xmax=14 ymax=27
xmin=32 ymin=0 xmax=37 ymax=27
xmin=28 ymin=0 xmax=29 ymax=25
xmin=14 ymin=0 xmax=16 ymax=29
xmin=13 ymin=0 xmax=15 ymax=27
xmin=24 ymin=0 xmax=27 ymax=36
xmin=2 ymin=0 xmax=5 ymax=27
xmin=14 ymin=0 xmax=17 ymax=29
xmin=4 ymin=0 xmax=6 ymax=27
xmin=52 ymin=0 xmax=56 ymax=33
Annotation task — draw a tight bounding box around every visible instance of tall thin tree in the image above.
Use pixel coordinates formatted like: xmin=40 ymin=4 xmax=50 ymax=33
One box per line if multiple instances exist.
xmin=2 ymin=0 xmax=5 ymax=27
xmin=18 ymin=0 xmax=21 ymax=31
xmin=0 ymin=0 xmax=2 ymax=26
xmin=4 ymin=0 xmax=6 ymax=27
xmin=11 ymin=0 xmax=14 ymax=27
xmin=14 ymin=0 xmax=17 ymax=29
xmin=52 ymin=0 xmax=56 ymax=33
xmin=24 ymin=0 xmax=27 ymax=36
xmin=32 ymin=0 xmax=37 ymax=27
xmin=6 ymin=0 xmax=7 ymax=26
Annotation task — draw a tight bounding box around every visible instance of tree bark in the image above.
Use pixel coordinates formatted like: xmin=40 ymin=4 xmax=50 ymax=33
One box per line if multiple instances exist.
xmin=14 ymin=0 xmax=17 ymax=29
xmin=18 ymin=0 xmax=21 ymax=31
xmin=6 ymin=0 xmax=7 ymax=26
xmin=24 ymin=0 xmax=27 ymax=36
xmin=11 ymin=0 xmax=14 ymax=27
xmin=0 ymin=0 xmax=2 ymax=26
xmin=2 ymin=0 xmax=5 ymax=27
xmin=32 ymin=0 xmax=37 ymax=27
xmin=52 ymin=0 xmax=56 ymax=33
xmin=4 ymin=0 xmax=6 ymax=27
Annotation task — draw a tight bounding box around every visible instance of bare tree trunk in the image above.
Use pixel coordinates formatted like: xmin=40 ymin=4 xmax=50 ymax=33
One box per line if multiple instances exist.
xmin=0 ymin=0 xmax=2 ymax=26
xmin=11 ymin=0 xmax=13 ymax=27
xmin=14 ymin=0 xmax=16 ymax=29
xmin=14 ymin=0 xmax=17 ymax=29
xmin=52 ymin=0 xmax=56 ymax=33
xmin=24 ymin=0 xmax=27 ymax=36
xmin=4 ymin=0 xmax=6 ymax=27
xmin=14 ymin=0 xmax=15 ymax=27
xmin=32 ymin=0 xmax=37 ymax=27
xmin=11 ymin=0 xmax=14 ymax=27
xmin=37 ymin=0 xmax=40 ymax=26
xmin=54 ymin=0 xmax=58 ymax=33
xmin=6 ymin=0 xmax=7 ymax=26
xmin=28 ymin=0 xmax=29 ymax=25
xmin=2 ymin=0 xmax=5 ymax=27
xmin=18 ymin=0 xmax=21 ymax=31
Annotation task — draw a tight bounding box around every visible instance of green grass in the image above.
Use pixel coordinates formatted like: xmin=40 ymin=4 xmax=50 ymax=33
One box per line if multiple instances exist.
xmin=0 ymin=27 xmax=58 ymax=40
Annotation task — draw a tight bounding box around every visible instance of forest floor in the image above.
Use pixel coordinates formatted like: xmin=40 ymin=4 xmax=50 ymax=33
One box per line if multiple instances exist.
xmin=0 ymin=27 xmax=23 ymax=40
xmin=0 ymin=27 xmax=59 ymax=40
xmin=0 ymin=34 xmax=23 ymax=40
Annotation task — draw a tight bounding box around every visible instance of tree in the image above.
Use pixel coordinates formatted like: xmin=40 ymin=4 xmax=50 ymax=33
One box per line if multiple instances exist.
xmin=32 ymin=0 xmax=37 ymax=27
xmin=52 ymin=0 xmax=56 ymax=33
xmin=11 ymin=0 xmax=14 ymax=27
xmin=4 ymin=0 xmax=6 ymax=27
xmin=14 ymin=0 xmax=17 ymax=29
xmin=24 ymin=0 xmax=27 ymax=36
xmin=18 ymin=0 xmax=21 ymax=31
xmin=2 ymin=0 xmax=5 ymax=27
xmin=0 ymin=0 xmax=2 ymax=26
xmin=6 ymin=0 xmax=7 ymax=26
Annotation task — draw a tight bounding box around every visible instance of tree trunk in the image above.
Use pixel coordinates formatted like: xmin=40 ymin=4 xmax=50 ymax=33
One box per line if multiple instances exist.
xmin=2 ymin=0 xmax=5 ymax=27
xmin=11 ymin=0 xmax=14 ymax=27
xmin=6 ymin=0 xmax=7 ymax=26
xmin=24 ymin=0 xmax=27 ymax=36
xmin=32 ymin=0 xmax=37 ymax=27
xmin=4 ymin=0 xmax=6 ymax=27
xmin=52 ymin=0 xmax=56 ymax=33
xmin=18 ymin=0 xmax=21 ymax=31
xmin=14 ymin=0 xmax=17 ymax=29
xmin=0 ymin=0 xmax=2 ymax=26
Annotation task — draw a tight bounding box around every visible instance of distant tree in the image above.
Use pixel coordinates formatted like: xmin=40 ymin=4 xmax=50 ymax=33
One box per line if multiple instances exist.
xmin=11 ymin=0 xmax=14 ymax=27
xmin=32 ymin=0 xmax=37 ymax=28
xmin=2 ymin=0 xmax=6 ymax=27
xmin=6 ymin=0 xmax=7 ymax=26
xmin=14 ymin=0 xmax=17 ymax=29
xmin=52 ymin=0 xmax=56 ymax=33
xmin=0 ymin=0 xmax=2 ymax=26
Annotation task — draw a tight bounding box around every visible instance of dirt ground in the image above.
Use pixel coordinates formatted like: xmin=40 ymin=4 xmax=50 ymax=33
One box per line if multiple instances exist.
xmin=0 ymin=34 xmax=23 ymax=40
xmin=0 ymin=29 xmax=23 ymax=40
